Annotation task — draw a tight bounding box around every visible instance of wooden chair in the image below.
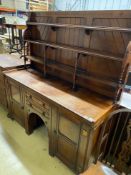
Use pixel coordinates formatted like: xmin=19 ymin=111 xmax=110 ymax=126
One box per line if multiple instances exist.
xmin=80 ymin=109 xmax=131 ymax=175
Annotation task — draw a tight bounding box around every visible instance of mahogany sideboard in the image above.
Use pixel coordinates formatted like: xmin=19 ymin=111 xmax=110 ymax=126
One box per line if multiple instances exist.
xmin=0 ymin=54 xmax=28 ymax=108
xmin=3 ymin=10 xmax=131 ymax=173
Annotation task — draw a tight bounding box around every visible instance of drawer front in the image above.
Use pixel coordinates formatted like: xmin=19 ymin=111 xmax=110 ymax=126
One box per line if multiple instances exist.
xmin=26 ymin=93 xmax=51 ymax=118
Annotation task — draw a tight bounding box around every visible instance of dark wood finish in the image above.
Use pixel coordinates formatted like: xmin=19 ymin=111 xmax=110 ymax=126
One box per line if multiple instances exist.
xmin=25 ymin=40 xmax=123 ymax=61
xmin=97 ymin=108 xmax=131 ymax=174
xmin=24 ymin=10 xmax=131 ymax=100
xmin=81 ymin=108 xmax=131 ymax=175
xmin=26 ymin=21 xmax=131 ymax=32
xmin=3 ymin=10 xmax=131 ymax=173
xmin=4 ymin=69 xmax=113 ymax=123
xmin=0 ymin=54 xmax=26 ymax=108
xmin=4 ymin=68 xmax=114 ymax=172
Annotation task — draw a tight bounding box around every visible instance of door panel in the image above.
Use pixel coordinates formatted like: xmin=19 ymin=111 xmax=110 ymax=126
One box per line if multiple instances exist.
xmin=56 ymin=110 xmax=81 ymax=169
xmin=12 ymin=101 xmax=25 ymax=127
xmin=10 ymin=83 xmax=21 ymax=103
xmin=57 ymin=135 xmax=77 ymax=169
xmin=59 ymin=115 xmax=80 ymax=143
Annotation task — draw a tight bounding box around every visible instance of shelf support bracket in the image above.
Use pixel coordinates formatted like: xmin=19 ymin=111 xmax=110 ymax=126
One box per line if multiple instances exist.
xmin=23 ymin=41 xmax=27 ymax=68
xmin=73 ymin=53 xmax=80 ymax=90
xmin=44 ymin=46 xmax=48 ymax=77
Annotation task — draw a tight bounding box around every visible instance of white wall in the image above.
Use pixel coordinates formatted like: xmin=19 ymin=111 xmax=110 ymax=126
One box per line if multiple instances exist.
xmin=55 ymin=0 xmax=131 ymax=11
xmin=14 ymin=0 xmax=27 ymax=11
xmin=1 ymin=0 xmax=15 ymax=8
xmin=0 ymin=0 xmax=26 ymax=11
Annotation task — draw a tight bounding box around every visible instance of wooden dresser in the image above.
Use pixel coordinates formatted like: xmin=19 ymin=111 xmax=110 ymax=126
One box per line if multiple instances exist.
xmin=3 ymin=10 xmax=131 ymax=173
xmin=4 ymin=68 xmax=114 ymax=172
xmin=0 ymin=54 xmax=27 ymax=108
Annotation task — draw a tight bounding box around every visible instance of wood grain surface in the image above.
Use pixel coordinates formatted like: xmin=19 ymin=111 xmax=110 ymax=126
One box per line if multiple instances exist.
xmin=4 ymin=68 xmax=113 ymax=125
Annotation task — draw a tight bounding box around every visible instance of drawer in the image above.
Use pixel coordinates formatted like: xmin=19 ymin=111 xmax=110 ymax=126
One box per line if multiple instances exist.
xmin=26 ymin=93 xmax=51 ymax=118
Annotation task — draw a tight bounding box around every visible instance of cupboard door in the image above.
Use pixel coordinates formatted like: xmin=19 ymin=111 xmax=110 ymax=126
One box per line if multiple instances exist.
xmin=56 ymin=110 xmax=81 ymax=169
xmin=0 ymin=85 xmax=7 ymax=107
xmin=59 ymin=115 xmax=80 ymax=143
xmin=0 ymin=74 xmax=7 ymax=108
xmin=10 ymin=82 xmax=21 ymax=104
xmin=9 ymin=81 xmax=25 ymax=127
xmin=12 ymin=101 xmax=25 ymax=127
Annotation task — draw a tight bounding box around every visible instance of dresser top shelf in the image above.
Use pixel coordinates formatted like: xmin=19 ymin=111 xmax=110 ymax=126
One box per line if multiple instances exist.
xmin=25 ymin=39 xmax=123 ymax=61
xmin=27 ymin=22 xmax=131 ymax=33
xmin=4 ymin=68 xmax=113 ymax=126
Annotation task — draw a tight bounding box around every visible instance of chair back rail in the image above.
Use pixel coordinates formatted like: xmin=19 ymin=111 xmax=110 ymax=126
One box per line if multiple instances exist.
xmin=96 ymin=108 xmax=131 ymax=174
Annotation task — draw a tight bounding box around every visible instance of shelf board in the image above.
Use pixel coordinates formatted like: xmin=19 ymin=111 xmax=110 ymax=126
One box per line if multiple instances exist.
xmin=25 ymin=39 xmax=123 ymax=62
xmin=47 ymin=60 xmax=118 ymax=88
xmin=26 ymin=55 xmax=118 ymax=88
xmin=26 ymin=55 xmax=43 ymax=64
xmin=26 ymin=22 xmax=131 ymax=33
